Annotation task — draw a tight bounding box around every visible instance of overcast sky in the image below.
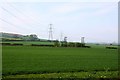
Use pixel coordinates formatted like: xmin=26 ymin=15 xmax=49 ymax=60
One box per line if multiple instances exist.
xmin=0 ymin=0 xmax=118 ymax=43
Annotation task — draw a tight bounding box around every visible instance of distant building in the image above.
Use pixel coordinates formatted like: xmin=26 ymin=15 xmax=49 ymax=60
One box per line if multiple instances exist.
xmin=81 ymin=37 xmax=85 ymax=43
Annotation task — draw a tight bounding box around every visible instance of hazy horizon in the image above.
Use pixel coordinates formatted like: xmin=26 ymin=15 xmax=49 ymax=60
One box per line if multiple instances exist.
xmin=0 ymin=1 xmax=118 ymax=43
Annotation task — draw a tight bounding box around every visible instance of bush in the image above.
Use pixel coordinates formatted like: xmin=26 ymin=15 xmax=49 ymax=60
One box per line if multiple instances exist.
xmin=106 ymin=47 xmax=117 ymax=49
xmin=61 ymin=42 xmax=67 ymax=47
xmin=76 ymin=43 xmax=85 ymax=47
xmin=31 ymin=44 xmax=54 ymax=47
xmin=12 ymin=43 xmax=23 ymax=46
xmin=54 ymin=40 xmax=60 ymax=47
xmin=1 ymin=43 xmax=11 ymax=45
xmin=68 ymin=42 xmax=76 ymax=47
xmin=83 ymin=46 xmax=91 ymax=48
xmin=61 ymin=42 xmax=86 ymax=47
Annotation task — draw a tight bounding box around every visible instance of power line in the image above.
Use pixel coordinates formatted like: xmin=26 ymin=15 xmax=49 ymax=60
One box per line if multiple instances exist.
xmin=1 ymin=7 xmax=34 ymax=29
xmin=1 ymin=7 xmax=18 ymax=18
xmin=60 ymin=32 xmax=63 ymax=41
xmin=1 ymin=5 xmax=45 ymax=36
xmin=1 ymin=3 xmax=49 ymax=38
xmin=0 ymin=17 xmax=28 ymax=31
xmin=8 ymin=4 xmax=27 ymax=17
xmin=0 ymin=17 xmax=19 ymax=27
xmin=7 ymin=3 xmax=46 ymax=27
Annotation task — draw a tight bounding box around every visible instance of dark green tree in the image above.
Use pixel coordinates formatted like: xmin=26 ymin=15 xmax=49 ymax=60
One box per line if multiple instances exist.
xmin=54 ymin=40 xmax=60 ymax=47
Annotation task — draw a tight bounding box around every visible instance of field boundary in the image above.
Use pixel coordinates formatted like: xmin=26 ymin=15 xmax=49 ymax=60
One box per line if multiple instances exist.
xmin=2 ymin=71 xmax=119 ymax=79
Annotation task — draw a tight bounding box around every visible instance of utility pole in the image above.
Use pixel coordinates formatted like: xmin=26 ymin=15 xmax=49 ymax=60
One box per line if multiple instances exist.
xmin=60 ymin=32 xmax=63 ymax=42
xmin=60 ymin=32 xmax=63 ymax=47
xmin=48 ymin=24 xmax=53 ymax=41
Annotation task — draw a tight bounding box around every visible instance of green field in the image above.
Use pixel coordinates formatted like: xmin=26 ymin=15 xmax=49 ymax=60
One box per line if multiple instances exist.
xmin=2 ymin=44 xmax=118 ymax=78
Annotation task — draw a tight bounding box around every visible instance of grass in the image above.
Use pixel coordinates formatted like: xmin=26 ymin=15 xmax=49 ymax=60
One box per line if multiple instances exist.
xmin=3 ymin=71 xmax=119 ymax=79
xmin=2 ymin=45 xmax=118 ymax=77
xmin=0 ymin=46 xmax=1 ymax=79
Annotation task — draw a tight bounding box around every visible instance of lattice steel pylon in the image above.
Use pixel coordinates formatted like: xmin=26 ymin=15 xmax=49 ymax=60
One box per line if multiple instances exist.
xmin=48 ymin=24 xmax=53 ymax=40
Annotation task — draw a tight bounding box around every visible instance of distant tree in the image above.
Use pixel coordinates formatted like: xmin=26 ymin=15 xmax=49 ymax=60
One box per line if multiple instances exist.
xmin=54 ymin=40 xmax=60 ymax=47
xmin=29 ymin=34 xmax=38 ymax=41
xmin=63 ymin=37 xmax=67 ymax=47
xmin=110 ymin=44 xmax=112 ymax=46
xmin=76 ymin=43 xmax=85 ymax=47
xmin=64 ymin=37 xmax=67 ymax=42
xmin=68 ymin=42 xmax=76 ymax=47
xmin=22 ymin=36 xmax=30 ymax=41
xmin=13 ymin=34 xmax=19 ymax=38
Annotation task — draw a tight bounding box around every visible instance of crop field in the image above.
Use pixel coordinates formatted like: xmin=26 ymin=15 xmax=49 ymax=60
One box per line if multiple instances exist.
xmin=2 ymin=44 xmax=118 ymax=79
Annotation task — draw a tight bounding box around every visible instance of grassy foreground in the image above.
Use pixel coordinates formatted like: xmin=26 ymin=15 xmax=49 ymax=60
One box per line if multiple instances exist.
xmin=3 ymin=71 xmax=119 ymax=79
xmin=2 ymin=45 xmax=118 ymax=78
